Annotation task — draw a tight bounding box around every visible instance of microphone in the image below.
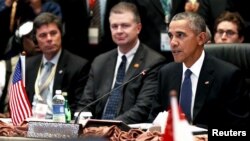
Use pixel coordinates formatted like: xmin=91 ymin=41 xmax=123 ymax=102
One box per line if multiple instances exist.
xmin=74 ymin=69 xmax=149 ymax=124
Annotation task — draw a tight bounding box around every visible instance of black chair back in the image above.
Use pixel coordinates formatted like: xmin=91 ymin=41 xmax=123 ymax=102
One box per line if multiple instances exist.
xmin=205 ymin=43 xmax=250 ymax=85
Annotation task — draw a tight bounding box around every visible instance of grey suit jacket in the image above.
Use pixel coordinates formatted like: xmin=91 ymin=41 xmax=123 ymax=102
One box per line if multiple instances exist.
xmin=25 ymin=49 xmax=90 ymax=114
xmin=78 ymin=43 xmax=166 ymax=124
xmin=151 ymin=53 xmax=249 ymax=128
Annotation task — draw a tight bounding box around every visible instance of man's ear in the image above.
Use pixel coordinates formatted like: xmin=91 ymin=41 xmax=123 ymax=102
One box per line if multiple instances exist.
xmin=197 ymin=32 xmax=207 ymax=45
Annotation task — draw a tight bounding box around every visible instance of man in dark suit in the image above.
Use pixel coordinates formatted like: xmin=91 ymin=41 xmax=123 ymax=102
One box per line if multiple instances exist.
xmin=78 ymin=2 xmax=166 ymax=124
xmin=151 ymin=12 xmax=249 ymax=129
xmin=25 ymin=13 xmax=90 ymax=119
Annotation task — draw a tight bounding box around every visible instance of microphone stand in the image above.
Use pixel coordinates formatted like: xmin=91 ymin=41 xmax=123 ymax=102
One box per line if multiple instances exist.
xmin=74 ymin=69 xmax=147 ymax=124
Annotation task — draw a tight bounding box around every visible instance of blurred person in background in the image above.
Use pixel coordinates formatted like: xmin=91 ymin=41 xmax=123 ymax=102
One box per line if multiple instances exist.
xmin=226 ymin=0 xmax=250 ymax=43
xmin=4 ymin=21 xmax=41 ymax=59
xmin=0 ymin=0 xmax=62 ymax=60
xmin=197 ymin=0 xmax=227 ymax=41
xmin=123 ymin=0 xmax=198 ymax=64
xmin=56 ymin=0 xmax=121 ymax=62
xmin=213 ymin=11 xmax=245 ymax=43
xmin=0 ymin=21 xmax=40 ymax=118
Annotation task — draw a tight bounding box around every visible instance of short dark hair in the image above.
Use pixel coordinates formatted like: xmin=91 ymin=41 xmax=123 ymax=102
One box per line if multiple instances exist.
xmin=171 ymin=12 xmax=206 ymax=34
xmin=214 ymin=11 xmax=246 ymax=37
xmin=33 ymin=12 xmax=62 ymax=35
xmin=110 ymin=2 xmax=141 ymax=23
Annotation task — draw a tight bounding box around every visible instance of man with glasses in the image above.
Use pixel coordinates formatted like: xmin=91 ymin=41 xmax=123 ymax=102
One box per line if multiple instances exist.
xmin=213 ymin=11 xmax=245 ymax=43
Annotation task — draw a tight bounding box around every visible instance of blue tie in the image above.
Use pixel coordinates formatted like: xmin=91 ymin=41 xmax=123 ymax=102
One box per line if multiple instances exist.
xmin=102 ymin=55 xmax=127 ymax=119
xmin=180 ymin=69 xmax=192 ymax=122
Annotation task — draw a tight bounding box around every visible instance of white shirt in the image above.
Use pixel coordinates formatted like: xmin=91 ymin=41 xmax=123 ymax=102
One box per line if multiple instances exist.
xmin=33 ymin=49 xmax=62 ymax=117
xmin=111 ymin=40 xmax=140 ymax=89
xmin=181 ymin=50 xmax=205 ymax=120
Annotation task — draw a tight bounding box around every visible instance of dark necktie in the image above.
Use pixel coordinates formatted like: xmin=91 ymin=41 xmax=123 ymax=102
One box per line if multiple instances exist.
xmin=180 ymin=69 xmax=192 ymax=122
xmin=102 ymin=55 xmax=127 ymax=119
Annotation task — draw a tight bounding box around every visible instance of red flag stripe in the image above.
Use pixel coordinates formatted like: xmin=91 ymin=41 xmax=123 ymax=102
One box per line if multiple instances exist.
xmin=16 ymin=82 xmax=31 ymax=117
xmin=19 ymin=81 xmax=32 ymax=116
xmin=10 ymin=82 xmax=32 ymax=125
xmin=9 ymin=86 xmax=19 ymax=124
xmin=9 ymin=86 xmax=19 ymax=123
xmin=9 ymin=58 xmax=32 ymax=126
xmin=10 ymin=84 xmax=23 ymax=124
xmin=14 ymin=83 xmax=26 ymax=121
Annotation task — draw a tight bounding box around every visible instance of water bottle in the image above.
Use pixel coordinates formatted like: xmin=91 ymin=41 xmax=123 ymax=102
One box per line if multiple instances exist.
xmin=52 ymin=90 xmax=66 ymax=122
xmin=62 ymin=92 xmax=71 ymax=123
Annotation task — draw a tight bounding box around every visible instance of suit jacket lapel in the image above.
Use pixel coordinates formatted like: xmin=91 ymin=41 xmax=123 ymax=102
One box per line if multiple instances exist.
xmin=106 ymin=52 xmax=117 ymax=91
xmin=100 ymin=51 xmax=118 ymax=105
xmin=193 ymin=55 xmax=215 ymax=121
xmin=27 ymin=56 xmax=41 ymax=101
xmin=53 ymin=51 xmax=66 ymax=94
xmin=116 ymin=44 xmax=144 ymax=113
xmin=162 ymin=64 xmax=182 ymax=111
xmin=174 ymin=65 xmax=183 ymax=100
xmin=30 ymin=58 xmax=41 ymax=85
xmin=124 ymin=44 xmax=144 ymax=82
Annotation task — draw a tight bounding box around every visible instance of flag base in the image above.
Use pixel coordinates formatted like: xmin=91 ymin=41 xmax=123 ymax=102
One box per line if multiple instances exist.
xmin=27 ymin=121 xmax=82 ymax=138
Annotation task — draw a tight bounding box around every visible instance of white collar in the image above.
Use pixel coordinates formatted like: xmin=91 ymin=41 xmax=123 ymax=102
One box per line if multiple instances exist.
xmin=182 ymin=50 xmax=205 ymax=77
xmin=42 ymin=49 xmax=62 ymax=66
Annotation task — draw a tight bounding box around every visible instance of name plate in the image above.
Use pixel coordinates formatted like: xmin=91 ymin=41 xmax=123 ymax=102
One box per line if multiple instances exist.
xmin=27 ymin=121 xmax=82 ymax=138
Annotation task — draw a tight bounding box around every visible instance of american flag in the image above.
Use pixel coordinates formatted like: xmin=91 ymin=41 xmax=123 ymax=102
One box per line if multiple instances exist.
xmin=9 ymin=57 xmax=32 ymax=126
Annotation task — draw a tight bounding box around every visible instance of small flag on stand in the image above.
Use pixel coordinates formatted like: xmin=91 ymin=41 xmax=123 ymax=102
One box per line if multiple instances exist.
xmin=162 ymin=90 xmax=194 ymax=141
xmin=9 ymin=55 xmax=32 ymax=125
